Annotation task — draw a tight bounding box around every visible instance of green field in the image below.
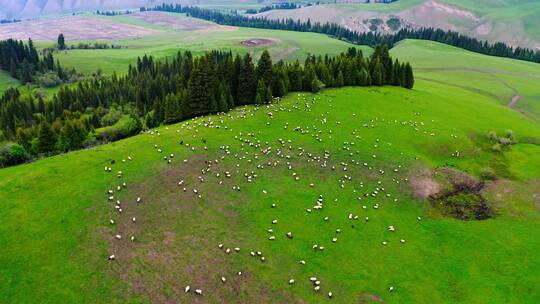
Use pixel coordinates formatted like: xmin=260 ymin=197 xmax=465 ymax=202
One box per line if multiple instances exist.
xmin=45 ymin=13 xmax=369 ymax=75
xmin=0 ymin=70 xmax=19 ymax=94
xmin=1 ymin=35 xmax=540 ymax=303
xmin=260 ymin=0 xmax=540 ymax=50
xmin=391 ymin=39 xmax=540 ymax=122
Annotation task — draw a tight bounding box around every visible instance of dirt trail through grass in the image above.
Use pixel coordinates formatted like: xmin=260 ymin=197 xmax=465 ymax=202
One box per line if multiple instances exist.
xmin=508 ymin=95 xmax=522 ymax=108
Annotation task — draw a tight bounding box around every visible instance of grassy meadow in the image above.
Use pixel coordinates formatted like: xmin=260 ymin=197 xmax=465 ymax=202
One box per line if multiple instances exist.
xmin=2 ymin=37 xmax=540 ymax=302
xmin=43 ymin=13 xmax=369 ymax=75
xmin=1 ymin=8 xmax=540 ymax=303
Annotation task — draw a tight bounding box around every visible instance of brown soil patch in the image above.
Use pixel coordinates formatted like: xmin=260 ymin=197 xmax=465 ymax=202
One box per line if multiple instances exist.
xmin=508 ymin=94 xmax=521 ymax=108
xmin=410 ymin=177 xmax=441 ymax=199
xmin=362 ymin=292 xmax=384 ymax=302
xmin=104 ymin=152 xmax=292 ymax=303
xmin=241 ymin=38 xmax=276 ymax=48
xmin=0 ymin=16 xmax=159 ymax=41
xmin=129 ymin=11 xmax=230 ymax=32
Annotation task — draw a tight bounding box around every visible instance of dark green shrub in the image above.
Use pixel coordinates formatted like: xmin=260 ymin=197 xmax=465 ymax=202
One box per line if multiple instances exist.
xmin=0 ymin=142 xmax=30 ymax=167
xmin=96 ymin=115 xmax=141 ymax=142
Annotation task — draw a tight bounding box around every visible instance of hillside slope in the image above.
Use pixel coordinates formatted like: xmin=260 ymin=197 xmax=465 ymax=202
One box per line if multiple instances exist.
xmin=257 ymin=0 xmax=540 ymax=50
xmin=0 ymin=0 xmax=263 ymax=19
xmin=1 ymin=40 xmax=540 ymax=303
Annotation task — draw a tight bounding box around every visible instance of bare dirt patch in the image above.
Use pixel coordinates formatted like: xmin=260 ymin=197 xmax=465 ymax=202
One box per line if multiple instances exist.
xmin=362 ymin=292 xmax=384 ymax=303
xmin=241 ymin=38 xmax=276 ymax=48
xmin=105 ymin=153 xmax=292 ymax=303
xmin=410 ymin=176 xmax=441 ymax=199
xmin=430 ymin=168 xmax=494 ymax=220
xmin=508 ymin=94 xmax=521 ymax=108
xmin=0 ymin=16 xmax=159 ymax=41
xmin=129 ymin=11 xmax=231 ymax=32
xmin=409 ymin=167 xmax=495 ymax=220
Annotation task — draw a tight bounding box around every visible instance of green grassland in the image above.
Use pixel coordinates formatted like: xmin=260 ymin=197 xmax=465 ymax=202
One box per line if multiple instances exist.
xmin=261 ymin=0 xmax=540 ymax=50
xmin=1 ymin=36 xmax=540 ymax=303
xmin=391 ymin=40 xmax=540 ymax=122
xmin=0 ymin=70 xmax=19 ymax=94
xmin=43 ymin=13 xmax=369 ymax=76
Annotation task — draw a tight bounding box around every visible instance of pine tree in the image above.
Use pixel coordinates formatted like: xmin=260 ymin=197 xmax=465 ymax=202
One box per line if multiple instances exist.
xmin=164 ymin=93 xmax=183 ymax=123
xmin=335 ymin=71 xmax=344 ymax=87
xmin=371 ymin=59 xmax=384 ymax=86
xmin=237 ymin=53 xmax=256 ymax=105
xmin=255 ymin=79 xmax=268 ymax=104
xmin=57 ymin=34 xmax=66 ymax=50
xmin=358 ymin=68 xmax=370 ymax=86
xmin=288 ymin=61 xmax=303 ymax=91
xmin=37 ymin=121 xmax=57 ymax=154
xmin=217 ymin=84 xmax=229 ymax=112
xmin=404 ymin=63 xmax=414 ymax=89
xmin=257 ymin=50 xmax=274 ymax=89
xmin=311 ymin=77 xmax=321 ymax=93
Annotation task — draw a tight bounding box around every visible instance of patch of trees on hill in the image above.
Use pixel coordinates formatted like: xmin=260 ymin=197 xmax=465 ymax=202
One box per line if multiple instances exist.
xmin=0 ymin=19 xmax=21 ymax=24
xmin=246 ymin=3 xmax=301 ymax=14
xmin=0 ymin=46 xmax=413 ymax=167
xmin=143 ymin=4 xmax=540 ymax=64
xmin=95 ymin=10 xmax=133 ymax=16
xmin=0 ymin=39 xmax=71 ymax=84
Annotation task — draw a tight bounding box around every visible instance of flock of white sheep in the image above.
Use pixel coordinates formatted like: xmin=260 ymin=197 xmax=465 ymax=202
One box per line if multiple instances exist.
xmin=102 ymin=93 xmax=432 ymax=300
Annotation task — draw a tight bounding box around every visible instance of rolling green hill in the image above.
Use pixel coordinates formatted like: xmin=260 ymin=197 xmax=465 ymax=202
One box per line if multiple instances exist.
xmin=1 ymin=38 xmax=539 ymax=303
xmin=45 ymin=13 xmax=371 ymax=75
xmin=258 ymin=0 xmax=540 ymax=50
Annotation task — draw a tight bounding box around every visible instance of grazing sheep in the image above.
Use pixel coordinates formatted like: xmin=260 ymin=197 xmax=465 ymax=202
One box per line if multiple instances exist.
xmin=221 ymin=276 xmax=226 ymax=283
xmin=130 ymin=236 xmax=135 ymax=242
xmin=185 ymin=286 xmax=190 ymax=293
xmin=115 ymin=234 xmax=121 ymax=240
xmin=136 ymin=197 xmax=141 ymax=203
xmin=300 ymin=260 xmax=306 ymax=265
xmin=289 ymin=279 xmax=295 ymax=284
xmin=195 ymin=289 xmax=202 ymax=295
xmin=109 ymin=219 xmax=115 ymax=225
xmin=108 ymin=254 xmax=115 ymax=260
xmin=328 ymin=291 xmax=333 ymax=298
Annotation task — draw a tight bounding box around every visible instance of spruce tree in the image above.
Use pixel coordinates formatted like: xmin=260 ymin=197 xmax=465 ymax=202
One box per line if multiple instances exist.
xmin=37 ymin=121 xmax=57 ymax=154
xmin=404 ymin=63 xmax=414 ymax=89
xmin=371 ymin=59 xmax=384 ymax=86
xmin=57 ymin=34 xmax=66 ymax=50
xmin=257 ymin=50 xmax=274 ymax=88
xmin=335 ymin=71 xmax=344 ymax=87
xmin=255 ymin=80 xmax=267 ymax=104
xmin=237 ymin=53 xmax=256 ymax=105
xmin=164 ymin=93 xmax=182 ymax=123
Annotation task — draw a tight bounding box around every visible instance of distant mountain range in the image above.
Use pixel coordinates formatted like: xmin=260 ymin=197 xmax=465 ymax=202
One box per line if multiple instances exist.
xmin=0 ymin=0 xmax=200 ymax=19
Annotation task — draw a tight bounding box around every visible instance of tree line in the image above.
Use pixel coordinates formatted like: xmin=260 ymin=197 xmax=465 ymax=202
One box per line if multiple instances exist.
xmin=0 ymin=38 xmax=73 ymax=84
xmin=246 ymin=3 xmax=301 ymax=14
xmin=0 ymin=46 xmax=413 ymax=167
xmin=142 ymin=4 xmax=540 ymax=64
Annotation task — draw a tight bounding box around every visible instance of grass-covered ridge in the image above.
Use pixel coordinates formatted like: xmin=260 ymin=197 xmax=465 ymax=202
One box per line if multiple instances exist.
xmin=1 ymin=48 xmax=540 ymax=302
